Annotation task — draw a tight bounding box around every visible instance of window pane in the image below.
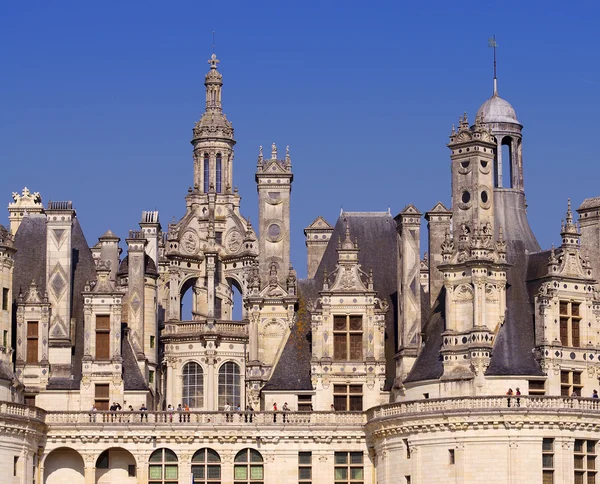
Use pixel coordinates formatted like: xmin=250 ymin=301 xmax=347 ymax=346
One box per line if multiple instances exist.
xmin=350 ymin=452 xmax=363 ymax=464
xmin=543 ymin=439 xmax=554 ymax=452
xmin=589 ymin=441 xmax=597 ymax=453
xmin=207 ymin=449 xmax=220 ymax=462
xmin=234 ymin=466 xmax=247 ymax=479
xmin=207 ymin=466 xmax=221 ymax=479
xmin=164 ymin=465 xmax=178 ymax=479
xmin=191 ymin=466 xmax=205 ymax=478
xmin=575 ymin=456 xmax=584 ymax=469
xmin=542 ymin=471 xmax=554 ymax=484
xmin=542 ymin=455 xmax=553 ymax=468
xmin=333 ymin=316 xmax=347 ymax=330
xmin=249 ymin=449 xmax=263 ymax=463
xmin=149 ymin=465 xmax=162 ymax=479
xmin=299 ymin=452 xmax=312 ymax=465
xmin=335 ymin=453 xmax=348 ymax=465
xmin=573 ymin=372 xmax=582 ymax=385
xmin=573 ymin=303 xmax=580 ymax=317
xmin=349 ymin=316 xmax=362 ymax=331
xmin=334 ymin=334 xmax=347 ymax=360
xmin=560 ymin=301 xmax=568 ymax=315
xmin=575 ymin=440 xmax=584 ymax=452
xmin=349 ymin=334 xmax=362 ymax=360
xmin=250 ymin=465 xmax=263 ymax=479
xmin=335 ymin=467 xmax=348 ymax=480
xmin=351 ymin=467 xmax=364 ymax=480
xmin=235 ymin=451 xmax=247 ymax=463
xmin=334 ymin=395 xmax=347 ymax=411
xmin=299 ymin=467 xmax=311 ymax=479
xmin=164 ymin=449 xmax=178 ymax=462
xmin=349 ymin=396 xmax=363 ymax=411
xmin=349 ymin=385 xmax=362 ymax=394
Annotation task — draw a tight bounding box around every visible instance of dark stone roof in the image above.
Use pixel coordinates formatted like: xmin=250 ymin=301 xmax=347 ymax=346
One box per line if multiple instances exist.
xmin=122 ymin=328 xmax=148 ymax=391
xmin=265 ymin=212 xmax=399 ymax=392
xmin=117 ymin=253 xmax=158 ymax=277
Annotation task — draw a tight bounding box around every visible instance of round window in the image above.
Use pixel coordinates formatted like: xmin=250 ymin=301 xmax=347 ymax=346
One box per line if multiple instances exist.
xmin=481 ymin=191 xmax=488 ymax=203
xmin=460 ymin=161 xmax=470 ymax=168
xmin=268 ymin=224 xmax=281 ymax=239
xmin=461 ymin=191 xmax=471 ymax=204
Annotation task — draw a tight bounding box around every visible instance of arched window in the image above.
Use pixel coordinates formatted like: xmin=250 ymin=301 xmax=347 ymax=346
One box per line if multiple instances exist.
xmin=218 ymin=362 xmax=241 ymax=410
xmin=148 ymin=448 xmax=178 ymax=484
xmin=182 ymin=362 xmax=204 ymax=409
xmin=216 ymin=154 xmax=222 ymax=193
xmin=192 ymin=448 xmax=221 ymax=483
xmin=234 ymin=448 xmax=263 ymax=484
xmin=203 ymin=154 xmax=210 ymax=192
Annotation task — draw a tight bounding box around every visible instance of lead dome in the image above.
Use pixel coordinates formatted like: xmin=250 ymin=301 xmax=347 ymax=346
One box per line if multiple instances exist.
xmin=476 ymin=93 xmax=520 ymax=125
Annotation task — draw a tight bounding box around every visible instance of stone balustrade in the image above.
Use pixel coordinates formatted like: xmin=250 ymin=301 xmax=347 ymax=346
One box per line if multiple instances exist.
xmin=162 ymin=320 xmax=248 ymax=337
xmin=44 ymin=410 xmax=366 ymax=426
xmin=0 ymin=401 xmax=46 ymax=422
xmin=367 ymin=395 xmax=600 ymax=421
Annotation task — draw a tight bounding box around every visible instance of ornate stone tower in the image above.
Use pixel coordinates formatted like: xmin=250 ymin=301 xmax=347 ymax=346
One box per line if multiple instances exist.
xmin=449 ymin=114 xmax=497 ymax=235
xmin=256 ymin=144 xmax=293 ymax=286
xmin=192 ymin=53 xmax=235 ymax=196
xmin=437 ymin=114 xmax=511 ymax=390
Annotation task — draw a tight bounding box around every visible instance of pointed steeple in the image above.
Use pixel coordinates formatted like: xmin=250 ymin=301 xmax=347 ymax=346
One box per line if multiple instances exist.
xmin=560 ymin=198 xmax=581 ymax=248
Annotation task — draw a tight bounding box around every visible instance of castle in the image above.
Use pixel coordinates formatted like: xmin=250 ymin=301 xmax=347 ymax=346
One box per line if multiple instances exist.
xmin=1 ymin=51 xmax=600 ymax=484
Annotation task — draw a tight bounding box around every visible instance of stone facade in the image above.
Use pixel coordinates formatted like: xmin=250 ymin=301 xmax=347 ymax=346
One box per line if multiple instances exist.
xmin=0 ymin=53 xmax=600 ymax=484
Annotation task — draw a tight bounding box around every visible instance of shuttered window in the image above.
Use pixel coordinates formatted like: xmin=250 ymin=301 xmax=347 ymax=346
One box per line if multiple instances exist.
xmin=96 ymin=315 xmax=110 ymax=360
xmin=95 ymin=383 xmax=109 ymax=410
xmin=26 ymin=321 xmax=38 ymax=363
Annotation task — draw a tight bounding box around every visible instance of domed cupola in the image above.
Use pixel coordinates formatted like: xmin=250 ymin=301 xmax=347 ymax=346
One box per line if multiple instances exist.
xmin=475 ymin=37 xmax=524 ymax=191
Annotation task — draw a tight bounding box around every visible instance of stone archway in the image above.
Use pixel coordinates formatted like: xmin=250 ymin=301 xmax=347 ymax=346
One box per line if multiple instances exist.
xmin=43 ymin=447 xmax=84 ymax=484
xmin=95 ymin=447 xmax=137 ymax=484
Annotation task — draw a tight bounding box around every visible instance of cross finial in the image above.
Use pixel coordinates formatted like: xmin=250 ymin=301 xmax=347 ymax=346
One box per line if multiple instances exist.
xmin=208 ymin=53 xmax=220 ymax=70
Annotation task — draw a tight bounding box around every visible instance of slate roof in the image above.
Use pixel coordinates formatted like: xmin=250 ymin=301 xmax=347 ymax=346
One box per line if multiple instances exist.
xmin=122 ymin=327 xmax=148 ymax=391
xmin=117 ymin=253 xmax=158 ymax=277
xmin=265 ymin=212 xmax=399 ymax=391
xmin=12 ymin=214 xmax=147 ymax=390
xmin=407 ymin=191 xmax=546 ymax=382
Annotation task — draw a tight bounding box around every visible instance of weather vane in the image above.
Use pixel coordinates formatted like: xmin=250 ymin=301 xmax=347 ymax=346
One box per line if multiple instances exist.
xmin=488 ymin=35 xmax=498 ymax=95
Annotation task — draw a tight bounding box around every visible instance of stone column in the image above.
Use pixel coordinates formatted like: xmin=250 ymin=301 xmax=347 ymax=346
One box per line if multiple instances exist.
xmin=206 ymin=355 xmax=215 ymax=411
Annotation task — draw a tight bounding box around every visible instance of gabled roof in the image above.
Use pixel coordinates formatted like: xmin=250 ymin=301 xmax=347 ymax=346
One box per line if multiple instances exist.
xmin=305 ymin=216 xmax=333 ymax=231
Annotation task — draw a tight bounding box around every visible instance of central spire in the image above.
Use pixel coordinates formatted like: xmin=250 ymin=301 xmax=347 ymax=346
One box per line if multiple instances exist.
xmin=204 ymin=52 xmax=223 ymax=112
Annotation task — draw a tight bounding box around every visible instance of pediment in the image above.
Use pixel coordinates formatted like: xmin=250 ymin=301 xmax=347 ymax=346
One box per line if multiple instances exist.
xmin=306 ymin=216 xmax=333 ymax=230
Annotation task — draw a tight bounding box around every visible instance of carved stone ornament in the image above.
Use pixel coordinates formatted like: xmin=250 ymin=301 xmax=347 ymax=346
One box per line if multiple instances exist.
xmin=226 ymin=230 xmax=242 ymax=253
xmin=181 ymin=231 xmax=200 ymax=255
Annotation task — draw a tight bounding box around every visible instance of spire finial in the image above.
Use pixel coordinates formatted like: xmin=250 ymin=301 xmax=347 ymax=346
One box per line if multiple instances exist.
xmin=271 ymin=142 xmax=277 ymax=159
xmin=208 ymin=53 xmax=220 ymax=69
xmin=212 ymin=31 xmax=215 ymax=54
xmin=488 ymin=35 xmax=498 ymax=95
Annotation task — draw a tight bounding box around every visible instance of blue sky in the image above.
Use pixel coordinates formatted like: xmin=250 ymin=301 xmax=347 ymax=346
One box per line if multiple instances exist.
xmin=2 ymin=1 xmax=599 ymax=279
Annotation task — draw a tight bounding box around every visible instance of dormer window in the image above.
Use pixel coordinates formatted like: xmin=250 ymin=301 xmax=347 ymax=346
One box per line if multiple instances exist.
xmin=333 ymin=315 xmax=363 ymax=360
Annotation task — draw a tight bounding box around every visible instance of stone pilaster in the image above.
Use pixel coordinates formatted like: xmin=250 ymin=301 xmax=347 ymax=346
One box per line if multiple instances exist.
xmin=395 ymin=205 xmax=422 ymax=379
xmin=425 ymin=202 xmax=452 ymax=308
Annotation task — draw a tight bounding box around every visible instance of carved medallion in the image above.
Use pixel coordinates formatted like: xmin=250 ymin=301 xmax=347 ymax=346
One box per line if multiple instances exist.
xmin=226 ymin=230 xmax=242 ymax=253
xmin=181 ymin=231 xmax=199 ymax=255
